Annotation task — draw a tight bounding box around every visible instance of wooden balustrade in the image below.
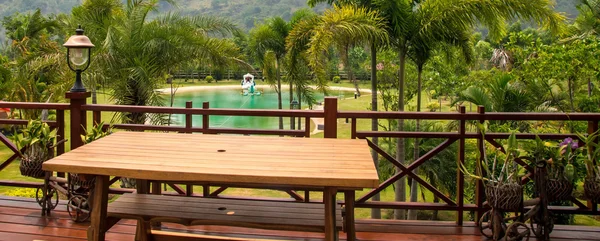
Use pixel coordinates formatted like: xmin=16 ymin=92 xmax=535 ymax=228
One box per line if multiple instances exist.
xmin=0 ymin=95 xmax=599 ymax=226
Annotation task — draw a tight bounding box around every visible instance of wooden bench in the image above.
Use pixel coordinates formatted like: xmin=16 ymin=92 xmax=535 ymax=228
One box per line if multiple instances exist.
xmin=107 ymin=193 xmax=344 ymax=241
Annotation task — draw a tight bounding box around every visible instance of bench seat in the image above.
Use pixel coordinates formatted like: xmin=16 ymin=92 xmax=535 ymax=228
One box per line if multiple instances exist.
xmin=107 ymin=193 xmax=343 ymax=240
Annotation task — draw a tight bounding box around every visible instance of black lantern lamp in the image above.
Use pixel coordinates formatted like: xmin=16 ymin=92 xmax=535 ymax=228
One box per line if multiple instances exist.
xmin=291 ymin=100 xmax=300 ymax=110
xmin=64 ymin=25 xmax=95 ymax=92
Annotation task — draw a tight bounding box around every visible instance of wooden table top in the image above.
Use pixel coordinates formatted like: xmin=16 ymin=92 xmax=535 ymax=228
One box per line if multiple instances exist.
xmin=43 ymin=132 xmax=379 ymax=189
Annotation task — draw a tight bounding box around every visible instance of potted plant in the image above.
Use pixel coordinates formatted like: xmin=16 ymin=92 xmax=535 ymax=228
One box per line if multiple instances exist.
xmin=530 ymin=136 xmax=576 ymax=202
xmin=578 ymin=131 xmax=600 ymax=203
xmin=70 ymin=123 xmax=113 ymax=187
xmin=12 ymin=120 xmax=58 ymax=179
xmin=461 ymin=125 xmax=523 ymax=210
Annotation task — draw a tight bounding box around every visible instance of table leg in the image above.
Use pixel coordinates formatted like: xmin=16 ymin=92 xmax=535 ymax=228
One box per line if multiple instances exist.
xmin=344 ymin=190 xmax=356 ymax=241
xmin=324 ymin=187 xmax=338 ymax=241
xmin=136 ymin=179 xmax=149 ymax=194
xmin=88 ymin=175 xmax=109 ymax=241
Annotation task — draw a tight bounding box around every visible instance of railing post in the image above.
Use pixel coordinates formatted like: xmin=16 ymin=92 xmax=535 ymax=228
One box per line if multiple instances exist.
xmin=475 ymin=106 xmax=486 ymax=223
xmin=56 ymin=109 xmax=66 ymax=178
xmin=185 ymin=101 xmax=193 ymax=133
xmin=66 ymin=92 xmax=90 ymax=150
xmin=588 ymin=120 xmax=599 ymax=212
xmin=203 ymin=102 xmax=210 ymax=134
xmin=456 ymin=106 xmax=466 ymax=225
xmin=93 ymin=111 xmax=101 ymax=127
xmin=304 ymin=117 xmax=311 ymax=138
xmin=323 ymin=97 xmax=338 ymax=139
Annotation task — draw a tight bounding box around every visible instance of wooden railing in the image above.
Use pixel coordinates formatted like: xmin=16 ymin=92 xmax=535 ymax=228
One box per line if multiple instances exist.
xmin=0 ymin=96 xmax=599 ymax=226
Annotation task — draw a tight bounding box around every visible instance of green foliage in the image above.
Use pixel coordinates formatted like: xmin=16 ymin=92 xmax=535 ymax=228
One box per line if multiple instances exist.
xmin=81 ymin=122 xmax=112 ymax=145
xmin=11 ymin=120 xmax=57 ymax=164
xmin=426 ymin=102 xmax=440 ymax=112
xmin=3 ymin=188 xmax=36 ymax=198
xmin=577 ymin=130 xmax=600 ymax=180
xmin=460 ymin=124 xmax=523 ymax=185
xmin=332 ymin=76 xmax=341 ymax=83
xmin=73 ymin=0 xmax=241 ymax=125
xmin=205 ymin=75 xmax=214 ymax=83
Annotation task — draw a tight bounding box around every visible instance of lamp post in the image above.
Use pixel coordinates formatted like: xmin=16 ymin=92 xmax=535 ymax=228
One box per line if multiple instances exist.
xmin=64 ymin=25 xmax=95 ymax=92
xmin=291 ymin=100 xmax=300 ymax=130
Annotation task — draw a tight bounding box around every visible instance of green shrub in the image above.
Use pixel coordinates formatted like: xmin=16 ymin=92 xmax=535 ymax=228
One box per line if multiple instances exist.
xmin=205 ymin=75 xmax=214 ymax=83
xmin=332 ymin=76 xmax=341 ymax=83
xmin=427 ymin=102 xmax=440 ymax=112
xmin=4 ymin=188 xmax=37 ymax=198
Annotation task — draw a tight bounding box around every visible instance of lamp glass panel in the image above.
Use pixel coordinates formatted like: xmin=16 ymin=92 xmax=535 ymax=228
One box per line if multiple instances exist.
xmin=69 ymin=48 xmax=89 ymax=67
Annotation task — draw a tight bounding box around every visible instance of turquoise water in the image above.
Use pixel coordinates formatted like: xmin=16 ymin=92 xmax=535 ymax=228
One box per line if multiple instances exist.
xmin=169 ymin=87 xmax=351 ymax=129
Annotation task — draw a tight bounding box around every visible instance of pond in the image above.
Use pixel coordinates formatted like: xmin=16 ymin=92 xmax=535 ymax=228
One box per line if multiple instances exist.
xmin=168 ymin=87 xmax=353 ymax=130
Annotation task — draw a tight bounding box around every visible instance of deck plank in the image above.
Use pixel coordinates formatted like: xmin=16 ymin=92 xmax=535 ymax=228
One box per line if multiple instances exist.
xmin=0 ymin=195 xmax=599 ymax=241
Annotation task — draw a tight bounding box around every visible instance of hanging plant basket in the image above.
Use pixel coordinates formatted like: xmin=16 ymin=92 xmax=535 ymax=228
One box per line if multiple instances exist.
xmin=584 ymin=178 xmax=600 ymax=203
xmin=486 ymin=183 xmax=523 ymax=211
xmin=19 ymin=159 xmax=45 ymax=179
xmin=69 ymin=173 xmax=95 ymax=188
xmin=547 ymin=179 xmax=573 ymax=202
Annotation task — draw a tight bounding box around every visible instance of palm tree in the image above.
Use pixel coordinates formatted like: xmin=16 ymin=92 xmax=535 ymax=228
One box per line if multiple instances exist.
xmin=2 ymin=9 xmax=68 ymax=119
xmin=72 ymin=0 xmax=241 ymax=187
xmin=307 ymin=0 xmax=385 ymax=219
xmin=287 ymin=5 xmax=388 ymax=103
xmin=249 ymin=17 xmax=290 ymax=130
xmin=576 ymin=0 xmax=600 ymax=35
xmin=309 ymin=0 xmax=564 ymax=220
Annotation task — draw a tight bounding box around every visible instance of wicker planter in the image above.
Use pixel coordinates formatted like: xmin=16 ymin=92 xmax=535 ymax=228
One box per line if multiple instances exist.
xmin=69 ymin=173 xmax=95 ymax=188
xmin=547 ymin=179 xmax=574 ymax=202
xmin=486 ymin=183 xmax=523 ymax=211
xmin=584 ymin=178 xmax=600 ymax=203
xmin=19 ymin=159 xmax=45 ymax=179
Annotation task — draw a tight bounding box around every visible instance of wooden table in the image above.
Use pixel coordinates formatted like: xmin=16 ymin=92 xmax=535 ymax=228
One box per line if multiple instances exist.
xmin=43 ymin=132 xmax=379 ymax=241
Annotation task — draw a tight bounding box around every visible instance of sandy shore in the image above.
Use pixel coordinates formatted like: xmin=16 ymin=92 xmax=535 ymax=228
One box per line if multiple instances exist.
xmin=157 ymin=85 xmax=372 ymax=94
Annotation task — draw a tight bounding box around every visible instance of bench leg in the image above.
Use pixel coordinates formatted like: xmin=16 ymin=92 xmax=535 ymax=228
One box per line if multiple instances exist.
xmin=135 ymin=220 xmax=153 ymax=241
xmin=344 ymin=190 xmax=356 ymax=241
xmin=324 ymin=187 xmax=338 ymax=241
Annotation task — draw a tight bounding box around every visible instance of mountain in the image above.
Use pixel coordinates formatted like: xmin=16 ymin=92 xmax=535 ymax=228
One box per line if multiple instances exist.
xmin=0 ymin=0 xmax=584 ymax=43
xmin=0 ymin=0 xmax=326 ymax=30
xmin=555 ymin=0 xmax=580 ymax=19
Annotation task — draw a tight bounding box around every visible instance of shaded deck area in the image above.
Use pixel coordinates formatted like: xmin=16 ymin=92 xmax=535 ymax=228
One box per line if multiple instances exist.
xmin=1 ymin=195 xmax=598 ymax=241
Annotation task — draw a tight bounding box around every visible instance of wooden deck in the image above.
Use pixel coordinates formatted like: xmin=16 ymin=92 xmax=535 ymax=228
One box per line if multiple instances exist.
xmin=0 ymin=195 xmax=599 ymax=241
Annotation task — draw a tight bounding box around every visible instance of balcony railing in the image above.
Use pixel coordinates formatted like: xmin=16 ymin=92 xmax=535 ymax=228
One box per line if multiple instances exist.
xmin=0 ymin=96 xmax=598 ymax=225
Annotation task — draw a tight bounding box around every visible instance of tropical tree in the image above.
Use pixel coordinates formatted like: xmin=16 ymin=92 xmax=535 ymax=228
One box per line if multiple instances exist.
xmin=307 ymin=0 xmax=386 ymax=218
xmin=72 ymin=0 xmax=242 ymax=187
xmin=309 ymin=0 xmax=564 ymax=220
xmin=249 ymin=17 xmax=290 ymax=130
xmin=287 ymin=5 xmax=387 ymax=96
xmin=576 ymin=0 xmax=600 ymax=35
xmin=2 ymin=9 xmax=69 ymax=119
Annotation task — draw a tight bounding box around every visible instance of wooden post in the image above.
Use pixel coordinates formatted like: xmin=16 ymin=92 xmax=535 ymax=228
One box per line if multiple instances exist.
xmin=475 ymin=106 xmax=486 ymax=223
xmin=93 ymin=111 xmax=101 ymax=127
xmin=56 ymin=110 xmax=65 ymax=178
xmin=304 ymin=117 xmax=311 ymax=138
xmin=203 ymin=102 xmax=210 ymax=134
xmin=351 ymin=118 xmax=357 ymax=139
xmin=66 ymin=92 xmax=90 ymax=150
xmin=456 ymin=106 xmax=466 ymax=225
xmin=588 ymin=121 xmax=599 ymax=212
xmin=185 ymin=101 xmax=193 ymax=133
xmin=323 ymin=97 xmax=338 ymax=139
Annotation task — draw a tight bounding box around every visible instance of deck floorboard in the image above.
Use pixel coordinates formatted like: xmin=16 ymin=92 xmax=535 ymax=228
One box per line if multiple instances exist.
xmin=0 ymin=195 xmax=598 ymax=241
